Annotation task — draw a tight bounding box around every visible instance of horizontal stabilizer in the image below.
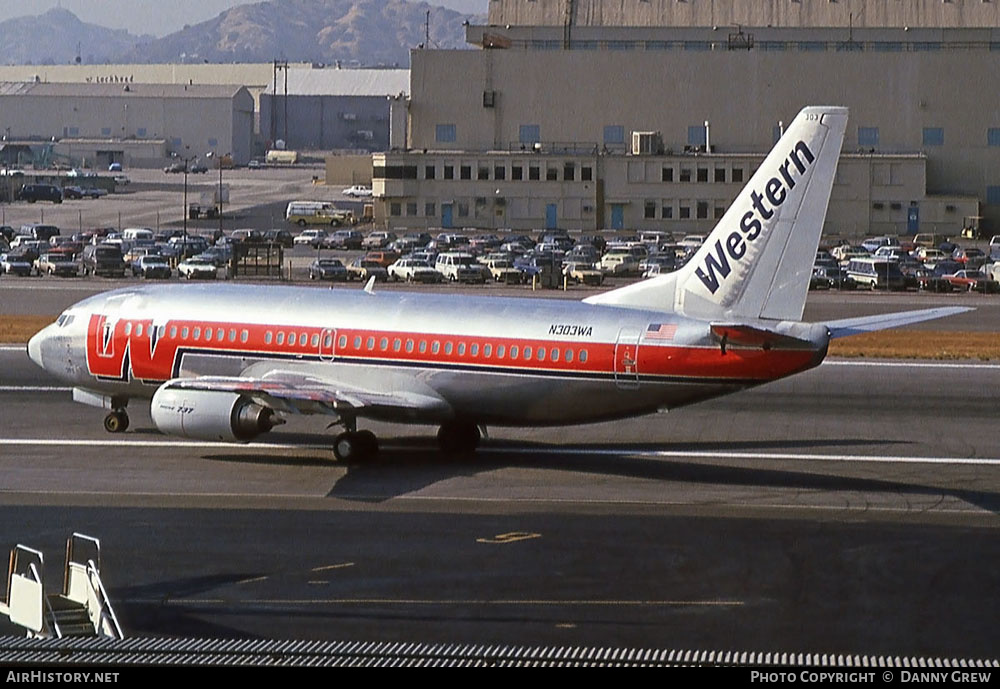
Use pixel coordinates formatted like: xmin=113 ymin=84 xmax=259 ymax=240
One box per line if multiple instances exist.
xmin=710 ymin=323 xmax=813 ymax=350
xmin=825 ymin=307 xmax=973 ymax=339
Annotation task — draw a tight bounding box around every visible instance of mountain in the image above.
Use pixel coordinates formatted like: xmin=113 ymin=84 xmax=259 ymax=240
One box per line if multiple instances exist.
xmin=122 ymin=0 xmax=482 ymax=66
xmin=0 ymin=8 xmax=153 ymax=65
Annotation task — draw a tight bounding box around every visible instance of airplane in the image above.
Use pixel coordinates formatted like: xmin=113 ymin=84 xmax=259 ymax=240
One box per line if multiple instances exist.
xmin=27 ymin=106 xmax=969 ymax=462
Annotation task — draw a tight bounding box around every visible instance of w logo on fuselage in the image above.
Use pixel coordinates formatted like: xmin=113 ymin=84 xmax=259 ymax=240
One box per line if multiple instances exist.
xmin=86 ymin=314 xmax=176 ymax=382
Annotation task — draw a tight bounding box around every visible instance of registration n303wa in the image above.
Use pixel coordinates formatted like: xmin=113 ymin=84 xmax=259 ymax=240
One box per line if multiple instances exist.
xmin=28 ymin=107 xmax=968 ymax=461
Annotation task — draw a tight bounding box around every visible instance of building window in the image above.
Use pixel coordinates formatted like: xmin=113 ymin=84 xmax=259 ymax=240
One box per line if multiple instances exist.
xmin=581 ymin=166 xmax=593 ymax=181
xmin=679 ymin=168 xmax=691 ymax=183
xmin=435 ymin=124 xmax=456 ymax=143
xmin=519 ymin=124 xmax=540 ymax=143
xmin=687 ymin=126 xmax=706 ymax=147
xmin=922 ymin=128 xmax=944 ymax=146
xmin=696 ymin=167 xmax=708 ymax=183
xmin=696 ymin=201 xmax=709 ymax=219
xmin=714 ymin=168 xmax=726 ymax=183
xmin=478 ymin=166 xmax=489 ymax=180
xmin=425 ymin=165 xmax=436 ymax=179
xmin=512 ymin=165 xmax=523 ymax=180
xmin=603 ymin=125 xmax=625 ymax=145
xmin=858 ymin=127 xmax=879 ymax=148
xmin=988 ymin=186 xmax=1000 ymax=205
xmin=390 ymin=203 xmax=401 ymax=216
xmin=546 ymin=167 xmax=558 ymax=181
xmin=444 ymin=165 xmax=454 ymax=179
xmin=662 ymin=167 xmax=674 ymax=182
xmin=732 ymin=167 xmax=744 ymax=183
xmin=460 ymin=165 xmax=472 ymax=180
xmin=988 ymin=128 xmax=1000 ymax=147
xmin=679 ymin=205 xmax=690 ymax=219
xmin=208 ymin=138 xmax=218 ymax=148
xmin=494 ymin=165 xmax=506 ymax=180
xmin=457 ymin=202 xmax=469 ymax=217
xmin=563 ymin=163 xmax=575 ymax=181
xmin=406 ymin=202 xmax=417 ymax=216
xmin=714 ymin=205 xmax=725 ymax=219
xmin=101 ymin=128 xmax=112 ymax=136
xmin=171 ymin=137 xmax=181 ymax=148
xmin=662 ymin=203 xmax=673 ymax=219
xmin=529 ymin=166 xmax=540 ymax=181
xmin=136 ymin=127 xmax=147 ymax=137
xmin=644 ymin=200 xmax=656 ymax=219
xmin=425 ymin=202 xmax=436 ymax=217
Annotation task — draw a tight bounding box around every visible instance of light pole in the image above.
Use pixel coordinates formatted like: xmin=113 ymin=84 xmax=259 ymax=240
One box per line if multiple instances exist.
xmin=172 ymin=148 xmax=194 ymax=249
xmin=206 ymin=151 xmax=228 ymax=240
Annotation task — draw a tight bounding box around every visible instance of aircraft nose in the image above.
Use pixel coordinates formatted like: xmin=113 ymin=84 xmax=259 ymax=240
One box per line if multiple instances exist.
xmin=27 ymin=326 xmax=49 ymax=369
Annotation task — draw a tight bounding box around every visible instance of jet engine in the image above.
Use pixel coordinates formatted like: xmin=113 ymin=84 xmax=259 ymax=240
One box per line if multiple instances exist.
xmin=151 ymin=384 xmax=282 ymax=442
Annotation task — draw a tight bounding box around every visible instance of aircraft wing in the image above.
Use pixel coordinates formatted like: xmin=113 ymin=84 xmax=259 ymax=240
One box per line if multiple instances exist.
xmin=157 ymin=373 xmax=453 ymax=418
xmin=823 ymin=306 xmax=973 ymax=339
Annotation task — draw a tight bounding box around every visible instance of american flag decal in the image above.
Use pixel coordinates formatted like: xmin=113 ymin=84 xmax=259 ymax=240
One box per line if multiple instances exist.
xmin=645 ymin=323 xmax=677 ymax=341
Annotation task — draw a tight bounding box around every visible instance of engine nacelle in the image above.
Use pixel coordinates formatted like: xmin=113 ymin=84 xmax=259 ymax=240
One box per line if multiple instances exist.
xmin=151 ymin=384 xmax=280 ymax=442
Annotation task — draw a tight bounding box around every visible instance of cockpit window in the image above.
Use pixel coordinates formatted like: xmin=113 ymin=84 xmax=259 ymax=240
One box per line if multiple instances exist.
xmin=56 ymin=313 xmax=75 ymax=328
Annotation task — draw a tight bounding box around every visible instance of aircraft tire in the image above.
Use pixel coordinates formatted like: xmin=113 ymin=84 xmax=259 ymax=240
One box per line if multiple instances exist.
xmin=333 ymin=431 xmax=378 ymax=463
xmin=103 ymin=410 xmax=129 ymax=434
xmin=437 ymin=421 xmax=480 ymax=455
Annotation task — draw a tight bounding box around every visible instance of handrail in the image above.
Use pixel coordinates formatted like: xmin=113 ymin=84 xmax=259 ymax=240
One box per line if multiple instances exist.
xmin=6 ymin=545 xmax=44 ymax=605
xmin=86 ymin=560 xmax=124 ymax=640
xmin=65 ymin=534 xmax=100 ymax=596
xmin=29 ymin=563 xmax=61 ymax=639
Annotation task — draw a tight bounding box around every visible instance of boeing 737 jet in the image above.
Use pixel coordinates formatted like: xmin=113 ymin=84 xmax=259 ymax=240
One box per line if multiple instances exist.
xmin=27 ymin=106 xmax=968 ymax=461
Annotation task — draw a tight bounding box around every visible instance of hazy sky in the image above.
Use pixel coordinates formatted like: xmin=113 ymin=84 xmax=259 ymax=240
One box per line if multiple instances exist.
xmin=0 ymin=0 xmax=488 ymax=37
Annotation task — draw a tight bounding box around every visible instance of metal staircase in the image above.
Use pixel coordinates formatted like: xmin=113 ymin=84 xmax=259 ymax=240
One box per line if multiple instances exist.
xmin=0 ymin=534 xmax=123 ymax=640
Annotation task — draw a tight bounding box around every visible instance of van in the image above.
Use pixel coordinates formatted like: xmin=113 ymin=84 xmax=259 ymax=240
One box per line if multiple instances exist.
xmin=122 ymin=228 xmax=154 ymax=242
xmin=912 ymin=233 xmax=947 ymax=249
xmin=847 ymin=257 xmax=906 ymax=291
xmin=20 ymin=223 xmax=61 ymax=243
xmin=81 ymin=244 xmax=126 ymax=278
xmin=285 ymin=201 xmax=352 ymax=227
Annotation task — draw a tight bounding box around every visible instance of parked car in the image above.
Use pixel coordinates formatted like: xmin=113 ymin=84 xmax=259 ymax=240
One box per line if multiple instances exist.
xmin=177 ymin=257 xmax=218 ymax=279
xmin=324 ymin=229 xmax=364 ymax=250
xmin=113 ymin=174 xmax=130 ymax=186
xmin=133 ymin=255 xmax=172 ymax=279
xmin=387 ymin=258 xmax=443 ymax=283
xmin=436 ymin=252 xmax=488 ymax=283
xmin=81 ymin=244 xmax=126 ymax=277
xmin=363 ymin=231 xmax=397 ymax=249
xmin=108 ymin=162 xmax=123 ymax=172
xmin=262 ymin=229 xmax=294 ymax=248
xmin=309 ymin=258 xmax=349 ymax=281
xmin=564 ymin=261 xmax=604 ymax=286
xmin=17 ymin=184 xmax=62 ymax=204
xmin=63 ymin=185 xmax=107 ymax=200
xmin=189 ymin=163 xmax=209 ymax=174
xmin=346 ymin=258 xmax=388 ymax=282
xmin=342 ymin=185 xmax=373 ymax=197
xmin=293 ymin=229 xmax=329 ymax=248
xmin=944 ymin=269 xmax=1000 ymax=293
xmin=0 ymin=252 xmax=34 ymax=276
xmin=164 ymin=162 xmax=187 ymax=174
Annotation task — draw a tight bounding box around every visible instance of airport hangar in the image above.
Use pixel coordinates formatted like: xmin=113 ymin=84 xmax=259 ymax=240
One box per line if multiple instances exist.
xmin=371 ymin=0 xmax=1000 ymax=240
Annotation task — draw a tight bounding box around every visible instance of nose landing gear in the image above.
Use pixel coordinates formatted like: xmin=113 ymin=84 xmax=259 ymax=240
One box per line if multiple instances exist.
xmin=103 ymin=409 xmax=129 ymax=433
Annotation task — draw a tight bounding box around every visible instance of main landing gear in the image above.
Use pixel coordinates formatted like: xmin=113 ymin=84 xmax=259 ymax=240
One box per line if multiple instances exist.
xmin=330 ymin=419 xmax=484 ymax=463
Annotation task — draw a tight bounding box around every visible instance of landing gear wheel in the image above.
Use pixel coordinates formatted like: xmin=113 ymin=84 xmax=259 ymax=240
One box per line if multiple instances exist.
xmin=103 ymin=410 xmax=129 ymax=433
xmin=333 ymin=430 xmax=379 ymax=463
xmin=437 ymin=421 xmax=481 ymax=455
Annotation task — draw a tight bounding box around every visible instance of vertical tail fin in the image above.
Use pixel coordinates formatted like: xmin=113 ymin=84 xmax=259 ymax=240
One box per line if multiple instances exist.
xmin=585 ymin=106 xmax=848 ymax=322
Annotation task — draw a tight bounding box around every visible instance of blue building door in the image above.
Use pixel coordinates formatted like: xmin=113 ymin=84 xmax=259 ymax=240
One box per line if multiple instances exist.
xmin=545 ymin=204 xmax=558 ymax=230
xmin=610 ymin=204 xmax=625 ymax=230
xmin=906 ymin=205 xmax=919 ymax=235
xmin=441 ymin=204 xmax=453 ymax=229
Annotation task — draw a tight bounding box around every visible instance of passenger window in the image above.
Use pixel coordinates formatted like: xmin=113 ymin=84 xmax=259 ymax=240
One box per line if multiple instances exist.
xmin=288 ymin=331 xmax=295 ymax=344
xmin=458 ymin=343 xmax=466 ymax=356
xmin=432 ymin=341 xmax=440 ymax=354
xmin=182 ymin=327 xmax=190 ymax=339
xmin=565 ymin=349 xmax=574 ymax=363
xmin=497 ymin=345 xmax=506 ymax=358
xmin=159 ymin=326 xmax=166 ymax=339
xmin=241 ymin=330 xmax=249 ymax=343
xmin=135 ymin=324 xmax=143 ymax=336
xmin=311 ymin=334 xmax=320 ymax=347
xmin=579 ymin=349 xmax=588 ymax=363
xmin=537 ymin=347 xmax=545 ymax=361
xmin=124 ymin=323 xmax=132 ymax=336
xmin=510 ymin=345 xmax=518 ymax=359
xmin=406 ymin=339 xmax=414 ymax=353
xmin=338 ymin=335 xmax=347 ymax=348
xmin=265 ymin=331 xmax=272 ymax=344
xmin=393 ymin=338 xmax=402 ymax=351
xmin=380 ymin=337 xmax=388 ymax=350
xmin=419 ymin=340 xmax=427 ymax=353
xmin=218 ymin=328 xmax=225 ymax=340
xmin=299 ymin=333 xmax=308 ymax=346
xmin=170 ymin=326 xmax=177 ymax=338
xmin=484 ymin=344 xmax=492 ymax=357
xmin=445 ymin=342 xmax=453 ymax=355
xmin=551 ymin=347 xmax=559 ymax=361
xmin=471 ymin=343 xmax=479 ymax=356
xmin=205 ymin=328 xmax=213 ymax=341
xmin=524 ymin=346 xmax=532 ymax=360
xmin=367 ymin=336 xmax=375 ymax=350
xmin=193 ymin=327 xmax=201 ymax=339
xmin=276 ymin=332 xmax=284 ymax=345
xmin=353 ymin=336 xmax=362 ymax=349
xmin=229 ymin=329 xmax=236 ymax=342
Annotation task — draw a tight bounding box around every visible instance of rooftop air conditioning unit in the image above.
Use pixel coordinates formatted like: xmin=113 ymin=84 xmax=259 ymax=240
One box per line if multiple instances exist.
xmin=632 ymin=131 xmax=664 ymax=155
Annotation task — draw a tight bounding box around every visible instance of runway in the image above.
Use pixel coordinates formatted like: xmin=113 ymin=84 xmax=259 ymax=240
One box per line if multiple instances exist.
xmin=1 ymin=343 xmax=999 ymax=656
